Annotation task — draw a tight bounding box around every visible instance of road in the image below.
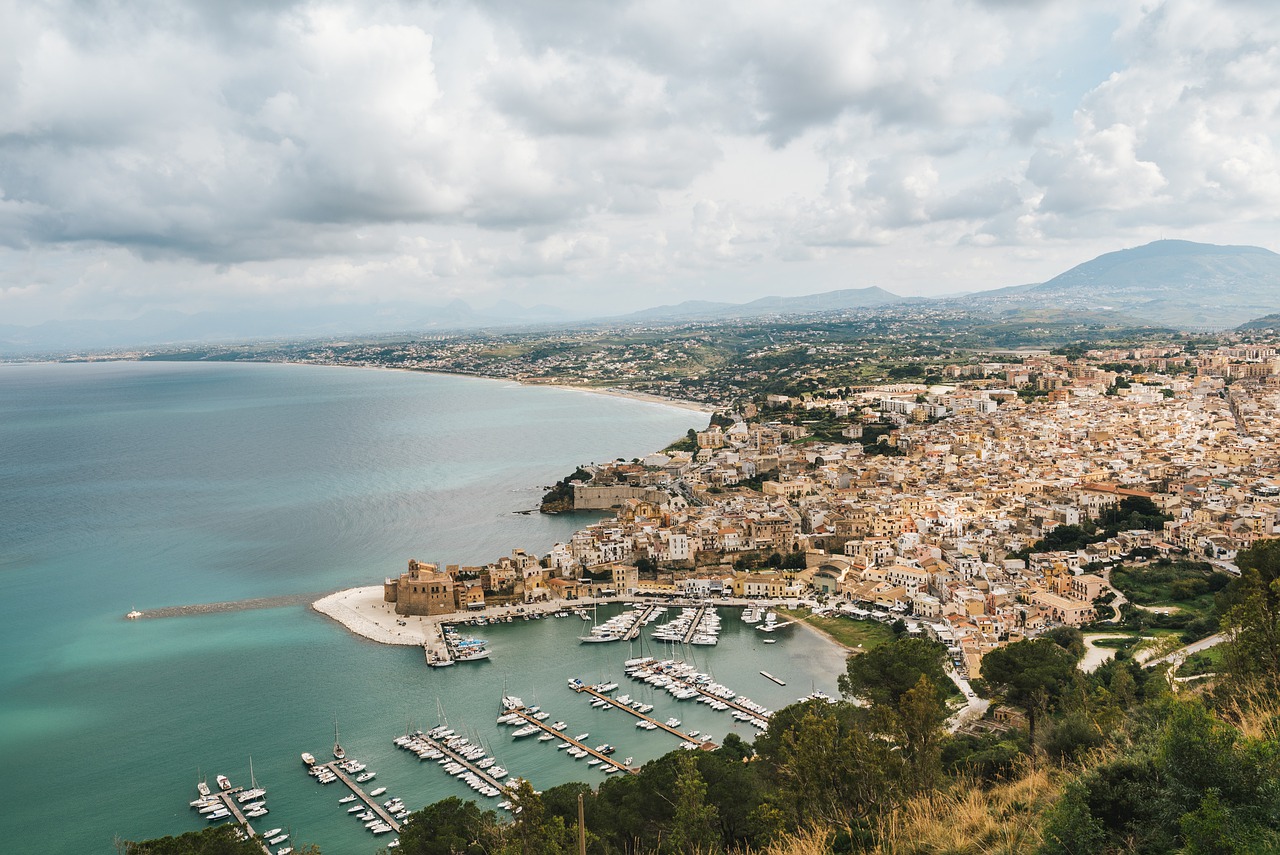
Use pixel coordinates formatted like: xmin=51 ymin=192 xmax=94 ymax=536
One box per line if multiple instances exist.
xmin=944 ymin=669 xmax=989 ymax=733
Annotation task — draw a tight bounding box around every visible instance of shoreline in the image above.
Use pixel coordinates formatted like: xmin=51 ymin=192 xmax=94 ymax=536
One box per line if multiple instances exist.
xmin=788 ymin=613 xmax=859 ymax=654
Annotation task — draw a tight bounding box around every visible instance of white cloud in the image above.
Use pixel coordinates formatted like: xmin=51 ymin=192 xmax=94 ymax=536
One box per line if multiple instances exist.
xmin=0 ymin=0 xmax=1277 ymax=325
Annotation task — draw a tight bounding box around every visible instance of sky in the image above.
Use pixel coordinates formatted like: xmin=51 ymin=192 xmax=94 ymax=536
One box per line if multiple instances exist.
xmin=2 ymin=0 xmax=1279 ymax=326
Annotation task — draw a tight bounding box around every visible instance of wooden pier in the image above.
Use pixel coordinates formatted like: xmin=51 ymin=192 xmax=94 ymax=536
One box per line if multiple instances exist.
xmin=627 ymin=663 xmax=774 ymax=722
xmin=416 ymin=733 xmax=512 ymax=792
xmin=504 ymin=708 xmax=641 ymax=772
xmin=623 ymin=604 xmax=657 ymax=641
xmin=570 ymin=685 xmax=716 ymax=749
xmin=681 ymin=604 xmax=710 ymax=644
xmin=211 ymin=789 xmax=271 ymax=855
xmin=324 ymin=762 xmax=401 ymax=833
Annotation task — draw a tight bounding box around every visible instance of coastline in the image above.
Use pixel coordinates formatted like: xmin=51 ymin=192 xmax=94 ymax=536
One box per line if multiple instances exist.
xmin=789 ymin=613 xmax=859 ymax=654
xmin=514 ymin=379 xmax=716 ymax=415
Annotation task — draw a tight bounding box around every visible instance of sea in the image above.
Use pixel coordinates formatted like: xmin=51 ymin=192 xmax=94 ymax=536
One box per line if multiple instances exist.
xmin=0 ymin=361 xmax=847 ymax=854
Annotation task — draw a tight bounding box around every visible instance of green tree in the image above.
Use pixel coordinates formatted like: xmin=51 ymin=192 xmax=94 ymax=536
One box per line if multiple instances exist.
xmin=400 ymin=796 xmax=496 ymax=855
xmin=980 ymin=638 xmax=1078 ymax=749
xmin=1220 ymin=539 xmax=1280 ymax=691
xmin=1038 ymin=780 xmax=1106 ymax=855
xmin=115 ymin=827 xmax=267 ymax=855
xmin=666 ymin=750 xmax=720 ymax=854
xmin=838 ymin=637 xmax=951 ymax=709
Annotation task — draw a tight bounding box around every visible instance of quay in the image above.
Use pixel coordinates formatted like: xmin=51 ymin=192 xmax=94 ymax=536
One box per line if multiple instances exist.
xmin=568 ymin=684 xmax=716 ymax=749
xmin=624 ymin=604 xmax=658 ymax=640
xmin=504 ymin=707 xmax=641 ymax=772
xmin=760 ymin=671 xmax=786 ymax=686
xmin=324 ymin=762 xmax=401 ymax=833
xmin=680 ymin=604 xmax=710 ymax=644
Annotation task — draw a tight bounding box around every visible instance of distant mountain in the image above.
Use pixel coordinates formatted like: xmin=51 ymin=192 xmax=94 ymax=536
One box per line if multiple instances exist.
xmin=618 ymin=286 xmax=902 ymax=322
xmin=1237 ymin=313 xmax=1280 ymax=331
xmin=967 ymin=240 xmax=1280 ymax=329
xmin=0 ymin=300 xmax=575 ymax=356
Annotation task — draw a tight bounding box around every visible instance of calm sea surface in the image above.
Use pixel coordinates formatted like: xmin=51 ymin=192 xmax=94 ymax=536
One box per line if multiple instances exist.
xmin=0 ymin=361 xmax=846 ymax=854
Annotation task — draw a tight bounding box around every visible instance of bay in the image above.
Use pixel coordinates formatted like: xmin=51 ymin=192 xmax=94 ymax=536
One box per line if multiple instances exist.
xmin=0 ymin=361 xmax=846 ymax=854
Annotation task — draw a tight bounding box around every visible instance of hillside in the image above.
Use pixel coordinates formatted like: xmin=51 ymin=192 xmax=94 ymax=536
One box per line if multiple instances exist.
xmin=969 ymin=240 xmax=1280 ymax=329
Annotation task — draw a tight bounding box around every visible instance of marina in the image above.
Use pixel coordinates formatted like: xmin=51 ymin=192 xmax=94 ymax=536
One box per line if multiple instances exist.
xmin=188 ymin=777 xmax=273 ymax=855
xmin=568 ymin=680 xmax=717 ymax=749
xmin=393 ymin=725 xmax=515 ymax=798
xmin=314 ymin=759 xmax=401 ymax=836
xmin=624 ymin=658 xmax=774 ymax=728
xmin=500 ymin=703 xmax=640 ymax=773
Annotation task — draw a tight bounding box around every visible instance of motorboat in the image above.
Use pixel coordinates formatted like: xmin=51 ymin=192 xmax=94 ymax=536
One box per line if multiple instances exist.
xmin=262 ymin=829 xmax=283 ymax=839
xmin=269 ymin=834 xmax=289 ymax=845
xmin=511 ymin=724 xmax=539 ymax=738
xmin=216 ymin=775 xmax=232 ymax=790
xmin=369 ymin=786 xmax=387 ymax=797
xmin=339 ymin=794 xmax=357 ymax=804
xmin=301 ymin=752 xmax=316 ymax=766
xmin=356 ymin=771 xmax=376 ymax=782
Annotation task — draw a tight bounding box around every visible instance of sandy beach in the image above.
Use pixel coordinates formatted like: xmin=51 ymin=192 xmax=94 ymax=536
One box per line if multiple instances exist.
xmin=517 ymin=380 xmax=716 ymax=415
xmin=312 ymin=586 xmax=622 ymax=653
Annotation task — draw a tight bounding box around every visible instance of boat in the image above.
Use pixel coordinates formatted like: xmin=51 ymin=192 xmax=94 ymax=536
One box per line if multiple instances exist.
xmin=356 ymin=771 xmax=376 ymax=782
xmin=262 ymin=829 xmax=283 ymax=839
xmin=216 ymin=775 xmax=232 ymax=790
xmin=501 ymin=695 xmax=524 ymax=711
xmin=206 ymin=809 xmax=230 ymax=821
xmin=370 ymin=786 xmax=387 ymax=797
xmin=277 ymin=849 xmax=293 ymax=855
xmin=573 ymin=733 xmax=589 ymax=741
xmin=196 ymin=779 xmax=211 ymax=797
xmin=301 ymin=752 xmax=316 ymax=766
xmin=339 ymin=794 xmax=357 ymax=804
xmin=511 ymin=724 xmax=539 ymax=738
xmin=537 ymin=733 xmax=555 ymax=741
xmin=333 ymin=719 xmax=345 ymax=760
xmin=269 ymin=834 xmax=289 ymax=845
xmin=245 ymin=808 xmax=268 ymax=818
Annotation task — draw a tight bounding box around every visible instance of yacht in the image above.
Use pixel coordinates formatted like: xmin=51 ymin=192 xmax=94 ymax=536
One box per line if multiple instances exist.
xmin=196 ymin=781 xmax=211 ymax=797
xmin=215 ymin=775 xmax=232 ymax=791
xmin=300 ymin=752 xmax=316 ymax=766
xmin=206 ymin=810 xmax=230 ymax=821
xmin=511 ymin=724 xmax=539 ymax=738
xmin=333 ymin=721 xmax=345 ymax=760
xmin=262 ymin=829 xmax=283 ymax=839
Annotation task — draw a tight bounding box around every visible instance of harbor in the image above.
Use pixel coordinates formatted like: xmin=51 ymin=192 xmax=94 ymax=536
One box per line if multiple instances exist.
xmin=134 ymin=600 xmax=844 ymax=852
xmin=624 ymin=658 xmax=774 ymax=729
xmin=187 ymin=774 xmax=279 ymax=855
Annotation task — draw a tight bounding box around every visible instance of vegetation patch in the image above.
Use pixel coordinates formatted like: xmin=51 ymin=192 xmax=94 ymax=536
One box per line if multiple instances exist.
xmin=780 ymin=608 xmax=896 ymax=651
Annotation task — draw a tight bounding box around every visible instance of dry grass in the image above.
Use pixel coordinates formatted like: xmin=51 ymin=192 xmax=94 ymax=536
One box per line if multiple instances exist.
xmin=1219 ymin=682 xmax=1280 ymax=742
xmin=869 ymin=765 xmax=1057 ymax=855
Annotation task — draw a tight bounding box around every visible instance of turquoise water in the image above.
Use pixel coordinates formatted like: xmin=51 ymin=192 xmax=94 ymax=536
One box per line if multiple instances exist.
xmin=0 ymin=362 xmax=845 ymax=854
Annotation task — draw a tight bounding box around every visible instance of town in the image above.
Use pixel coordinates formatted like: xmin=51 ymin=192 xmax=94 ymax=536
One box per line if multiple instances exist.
xmin=381 ymin=339 xmax=1280 ymax=682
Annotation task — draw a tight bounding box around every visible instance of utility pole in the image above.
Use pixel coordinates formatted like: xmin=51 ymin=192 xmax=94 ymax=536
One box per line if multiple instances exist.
xmin=578 ymin=792 xmax=587 ymax=855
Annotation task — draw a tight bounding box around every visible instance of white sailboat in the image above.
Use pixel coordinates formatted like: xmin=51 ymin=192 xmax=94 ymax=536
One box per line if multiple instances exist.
xmin=333 ymin=718 xmax=345 ymax=760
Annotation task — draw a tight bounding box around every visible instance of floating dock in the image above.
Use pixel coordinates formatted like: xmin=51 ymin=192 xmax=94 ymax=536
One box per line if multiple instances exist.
xmin=623 ymin=604 xmax=657 ymax=640
xmin=681 ymin=604 xmax=710 ymax=644
xmin=503 ymin=706 xmax=642 ymax=772
xmin=569 ymin=684 xmax=716 ymax=749
xmin=323 ymin=762 xmax=402 ymax=833
xmin=198 ymin=782 xmax=271 ymax=855
xmin=625 ymin=660 xmax=773 ymax=726
xmin=411 ymin=731 xmax=512 ymax=793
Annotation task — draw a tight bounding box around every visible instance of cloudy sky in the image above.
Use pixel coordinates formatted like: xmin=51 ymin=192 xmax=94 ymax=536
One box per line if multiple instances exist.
xmin=2 ymin=0 xmax=1279 ymax=326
